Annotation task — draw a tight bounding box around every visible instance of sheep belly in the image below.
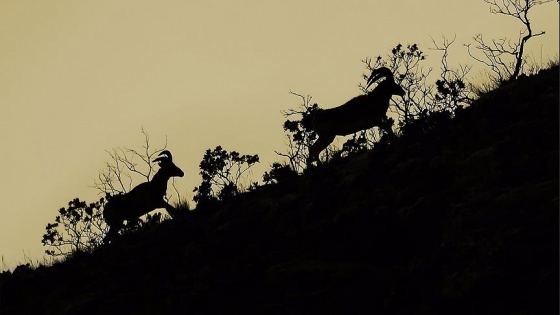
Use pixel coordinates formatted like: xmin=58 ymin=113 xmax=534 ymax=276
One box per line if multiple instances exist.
xmin=315 ymin=105 xmax=385 ymax=136
xmin=106 ymin=193 xmax=162 ymax=222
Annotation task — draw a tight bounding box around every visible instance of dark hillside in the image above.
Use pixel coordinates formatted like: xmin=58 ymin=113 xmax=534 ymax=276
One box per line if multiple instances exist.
xmin=1 ymin=66 xmax=558 ymax=314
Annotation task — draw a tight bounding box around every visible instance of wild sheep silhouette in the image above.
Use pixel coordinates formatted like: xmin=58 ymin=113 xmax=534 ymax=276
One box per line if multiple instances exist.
xmin=103 ymin=150 xmax=184 ymax=242
xmin=307 ymin=67 xmax=405 ymax=166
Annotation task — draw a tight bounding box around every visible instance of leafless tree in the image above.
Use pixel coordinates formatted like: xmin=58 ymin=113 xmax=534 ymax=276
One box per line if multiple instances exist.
xmin=465 ymin=0 xmax=555 ymax=84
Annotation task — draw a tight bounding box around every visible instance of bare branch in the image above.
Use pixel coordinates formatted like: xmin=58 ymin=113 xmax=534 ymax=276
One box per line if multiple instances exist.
xmin=467 ymin=0 xmax=554 ymax=82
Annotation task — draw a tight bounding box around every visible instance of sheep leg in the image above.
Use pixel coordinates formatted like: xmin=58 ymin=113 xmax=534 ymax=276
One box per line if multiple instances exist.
xmin=307 ymin=133 xmax=336 ymax=167
xmin=379 ymin=117 xmax=395 ymax=139
xmin=103 ymin=221 xmax=123 ymax=244
xmin=164 ymin=203 xmax=179 ymax=219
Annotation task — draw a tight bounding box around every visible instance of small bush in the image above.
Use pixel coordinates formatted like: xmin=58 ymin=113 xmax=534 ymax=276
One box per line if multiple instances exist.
xmin=193 ymin=146 xmax=259 ymax=205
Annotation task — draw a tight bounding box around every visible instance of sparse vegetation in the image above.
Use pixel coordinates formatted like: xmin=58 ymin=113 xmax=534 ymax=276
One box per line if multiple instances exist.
xmin=42 ymin=131 xmax=182 ymax=257
xmin=276 ymin=41 xmax=474 ymax=168
xmin=102 ymin=150 xmax=185 ymax=243
xmin=262 ymin=162 xmax=298 ymax=184
xmin=193 ymin=145 xmax=260 ymax=206
xmin=465 ymin=0 xmax=556 ymax=85
xmin=94 ymin=128 xmax=174 ymax=197
xmin=2 ymin=65 xmax=557 ymax=314
xmin=277 ymin=92 xmax=322 ymax=172
xmin=41 ymin=197 xmax=107 ymax=258
xmin=7 ymin=1 xmax=556 ymax=312
xmin=361 ymin=43 xmax=432 ymax=126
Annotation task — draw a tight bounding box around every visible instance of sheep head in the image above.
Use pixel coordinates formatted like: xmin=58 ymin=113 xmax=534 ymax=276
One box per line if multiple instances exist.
xmin=153 ymin=150 xmax=184 ymax=178
xmin=366 ymin=67 xmax=405 ymax=97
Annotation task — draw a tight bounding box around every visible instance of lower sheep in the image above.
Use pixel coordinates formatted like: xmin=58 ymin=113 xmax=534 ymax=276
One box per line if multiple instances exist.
xmin=103 ymin=150 xmax=184 ymax=242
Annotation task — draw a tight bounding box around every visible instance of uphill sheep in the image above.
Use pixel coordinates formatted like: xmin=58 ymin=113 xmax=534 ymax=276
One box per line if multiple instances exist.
xmin=307 ymin=67 xmax=405 ymax=166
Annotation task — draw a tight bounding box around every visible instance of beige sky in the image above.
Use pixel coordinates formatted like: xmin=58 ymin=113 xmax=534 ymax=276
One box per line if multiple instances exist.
xmin=1 ymin=0 xmax=558 ymax=270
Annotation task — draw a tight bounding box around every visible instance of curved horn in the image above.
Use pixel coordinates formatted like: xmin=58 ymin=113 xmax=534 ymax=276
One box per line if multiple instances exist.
xmin=153 ymin=150 xmax=172 ymax=164
xmin=366 ymin=67 xmax=395 ymax=89
xmin=158 ymin=150 xmax=173 ymax=161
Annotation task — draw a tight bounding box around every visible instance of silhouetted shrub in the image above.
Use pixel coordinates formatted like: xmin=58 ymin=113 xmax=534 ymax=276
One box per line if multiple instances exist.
xmin=277 ymin=42 xmax=472 ymax=169
xmin=94 ymin=129 xmax=186 ymax=214
xmin=435 ymin=78 xmax=466 ymax=107
xmin=42 ymin=197 xmax=107 ymax=257
xmin=263 ymin=162 xmax=299 ymax=184
xmin=42 ymin=131 xmax=182 ymax=257
xmin=277 ymin=93 xmax=322 ymax=172
xmin=361 ymin=43 xmax=431 ymax=127
xmin=41 ymin=195 xmax=166 ymax=257
xmin=193 ymin=146 xmax=259 ymax=205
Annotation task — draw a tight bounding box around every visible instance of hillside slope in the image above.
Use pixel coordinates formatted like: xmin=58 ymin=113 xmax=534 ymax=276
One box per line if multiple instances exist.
xmin=1 ymin=67 xmax=558 ymax=314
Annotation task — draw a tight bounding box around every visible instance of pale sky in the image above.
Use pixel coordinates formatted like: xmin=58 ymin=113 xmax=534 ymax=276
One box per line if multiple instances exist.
xmin=1 ymin=0 xmax=558 ymax=270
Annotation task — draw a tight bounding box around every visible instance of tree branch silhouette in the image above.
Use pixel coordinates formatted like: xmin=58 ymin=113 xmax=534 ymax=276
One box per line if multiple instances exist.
xmin=465 ymin=0 xmax=554 ymax=83
xmin=94 ymin=128 xmax=168 ymax=196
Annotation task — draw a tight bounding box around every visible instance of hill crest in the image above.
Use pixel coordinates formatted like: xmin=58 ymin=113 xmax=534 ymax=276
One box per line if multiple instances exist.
xmin=1 ymin=66 xmax=558 ymax=315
